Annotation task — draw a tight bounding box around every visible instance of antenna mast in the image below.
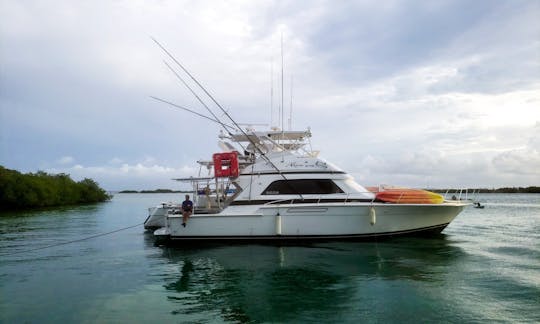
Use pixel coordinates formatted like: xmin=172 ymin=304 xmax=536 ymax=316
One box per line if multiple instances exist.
xmin=289 ymin=75 xmax=293 ymax=130
xmin=280 ymin=32 xmax=284 ymax=134
xmin=270 ymin=58 xmax=274 ymax=128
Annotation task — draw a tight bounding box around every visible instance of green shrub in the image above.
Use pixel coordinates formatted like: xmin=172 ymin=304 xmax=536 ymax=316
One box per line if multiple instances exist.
xmin=0 ymin=166 xmax=111 ymax=211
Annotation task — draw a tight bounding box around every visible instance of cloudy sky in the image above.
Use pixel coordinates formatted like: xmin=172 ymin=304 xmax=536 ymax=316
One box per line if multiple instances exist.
xmin=1 ymin=0 xmax=539 ymax=191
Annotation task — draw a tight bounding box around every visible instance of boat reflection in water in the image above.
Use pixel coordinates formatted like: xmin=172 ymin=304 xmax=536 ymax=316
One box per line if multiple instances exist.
xmin=155 ymin=237 xmax=465 ymax=322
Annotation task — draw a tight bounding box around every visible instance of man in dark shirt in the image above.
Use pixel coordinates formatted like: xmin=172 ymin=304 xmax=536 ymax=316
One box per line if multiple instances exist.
xmin=182 ymin=194 xmax=193 ymax=227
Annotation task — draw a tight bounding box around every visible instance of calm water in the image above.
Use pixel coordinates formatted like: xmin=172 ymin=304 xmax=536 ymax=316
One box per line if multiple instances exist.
xmin=1 ymin=193 xmax=539 ymax=323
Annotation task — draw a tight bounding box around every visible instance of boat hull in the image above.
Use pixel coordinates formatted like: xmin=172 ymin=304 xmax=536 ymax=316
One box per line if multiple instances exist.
xmin=156 ymin=202 xmax=466 ymax=242
xmin=144 ymin=204 xmax=179 ymax=231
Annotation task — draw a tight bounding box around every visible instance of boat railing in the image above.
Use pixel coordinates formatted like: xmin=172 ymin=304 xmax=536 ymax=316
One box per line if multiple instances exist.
xmin=346 ymin=192 xmax=379 ymax=204
xmin=263 ymin=192 xmax=378 ymax=206
xmin=264 ymin=198 xmax=295 ymax=206
xmin=443 ymin=188 xmax=471 ymax=201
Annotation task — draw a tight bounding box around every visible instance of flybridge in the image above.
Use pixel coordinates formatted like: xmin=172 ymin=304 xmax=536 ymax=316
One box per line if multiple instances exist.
xmin=225 ymin=129 xmax=312 ymax=142
xmin=218 ymin=128 xmax=317 ymax=158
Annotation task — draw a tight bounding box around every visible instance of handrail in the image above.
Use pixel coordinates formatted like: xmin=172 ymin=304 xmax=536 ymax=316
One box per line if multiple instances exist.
xmin=263 ymin=192 xmax=377 ymax=206
xmin=443 ymin=188 xmax=472 ymax=201
xmin=264 ymin=198 xmax=294 ymax=205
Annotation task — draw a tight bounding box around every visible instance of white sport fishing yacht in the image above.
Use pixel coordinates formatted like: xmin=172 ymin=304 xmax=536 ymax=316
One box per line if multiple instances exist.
xmin=144 ymin=128 xmax=469 ymax=243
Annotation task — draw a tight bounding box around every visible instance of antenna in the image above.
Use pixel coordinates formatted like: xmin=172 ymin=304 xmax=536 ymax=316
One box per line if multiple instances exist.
xmin=280 ymin=32 xmax=284 ymax=134
xmin=270 ymin=58 xmax=274 ymax=128
xmin=289 ymin=75 xmax=293 ymax=130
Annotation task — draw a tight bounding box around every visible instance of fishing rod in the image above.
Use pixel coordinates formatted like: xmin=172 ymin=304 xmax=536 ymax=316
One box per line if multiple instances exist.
xmin=151 ymin=37 xmax=305 ymax=200
xmin=149 ymin=96 xmax=236 ymax=131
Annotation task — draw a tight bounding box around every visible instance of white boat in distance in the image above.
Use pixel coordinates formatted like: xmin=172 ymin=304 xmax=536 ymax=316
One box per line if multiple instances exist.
xmin=145 ymin=128 xmax=469 ymax=243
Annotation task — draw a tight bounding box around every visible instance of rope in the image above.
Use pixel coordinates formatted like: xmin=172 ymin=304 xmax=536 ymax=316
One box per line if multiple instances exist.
xmin=1 ymin=222 xmax=144 ymax=256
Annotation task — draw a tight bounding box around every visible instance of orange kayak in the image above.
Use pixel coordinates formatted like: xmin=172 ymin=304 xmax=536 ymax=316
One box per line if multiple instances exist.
xmin=375 ymin=189 xmax=444 ymax=204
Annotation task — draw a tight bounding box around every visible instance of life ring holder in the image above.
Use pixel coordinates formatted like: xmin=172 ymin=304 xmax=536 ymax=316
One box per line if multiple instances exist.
xmin=212 ymin=152 xmax=239 ymax=178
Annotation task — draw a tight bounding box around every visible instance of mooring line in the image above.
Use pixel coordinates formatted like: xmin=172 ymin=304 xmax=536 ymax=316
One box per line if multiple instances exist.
xmin=2 ymin=223 xmax=144 ymax=256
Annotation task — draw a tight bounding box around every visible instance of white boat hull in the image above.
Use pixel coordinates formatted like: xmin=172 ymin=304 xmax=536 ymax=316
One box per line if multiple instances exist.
xmin=155 ymin=202 xmax=466 ymax=242
xmin=144 ymin=205 xmax=178 ymax=231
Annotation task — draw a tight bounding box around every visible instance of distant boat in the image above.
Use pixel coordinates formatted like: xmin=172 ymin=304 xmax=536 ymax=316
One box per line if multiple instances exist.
xmin=474 ymin=202 xmax=485 ymax=209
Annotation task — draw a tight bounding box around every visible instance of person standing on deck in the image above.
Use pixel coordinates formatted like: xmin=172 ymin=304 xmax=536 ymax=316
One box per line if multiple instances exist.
xmin=182 ymin=194 xmax=193 ymax=227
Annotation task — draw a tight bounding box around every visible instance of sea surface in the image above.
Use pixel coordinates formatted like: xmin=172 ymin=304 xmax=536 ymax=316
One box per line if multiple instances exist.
xmin=1 ymin=193 xmax=539 ymax=323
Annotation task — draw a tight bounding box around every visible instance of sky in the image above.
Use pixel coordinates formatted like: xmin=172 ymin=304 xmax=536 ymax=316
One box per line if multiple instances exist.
xmin=1 ymin=0 xmax=539 ymax=191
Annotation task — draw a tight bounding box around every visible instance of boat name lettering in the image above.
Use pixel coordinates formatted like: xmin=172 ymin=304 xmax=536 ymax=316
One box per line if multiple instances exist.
xmin=286 ymin=161 xmax=328 ymax=169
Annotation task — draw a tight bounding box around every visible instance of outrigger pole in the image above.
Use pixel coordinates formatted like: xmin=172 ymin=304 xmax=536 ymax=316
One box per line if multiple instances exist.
xmin=151 ymin=37 xmax=305 ymax=200
xmin=151 ymin=38 xmax=269 ymax=154
xmin=152 ymin=37 xmax=248 ymax=137
xmin=162 ymin=60 xmax=232 ymax=135
xmin=149 ymin=96 xmax=236 ymax=131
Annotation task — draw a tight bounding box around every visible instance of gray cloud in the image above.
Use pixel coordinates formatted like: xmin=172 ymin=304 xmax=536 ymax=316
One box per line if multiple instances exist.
xmin=304 ymin=1 xmax=501 ymax=81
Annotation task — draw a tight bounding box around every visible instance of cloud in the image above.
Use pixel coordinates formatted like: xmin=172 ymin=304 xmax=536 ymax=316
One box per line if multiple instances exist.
xmin=301 ymin=1 xmax=514 ymax=82
xmin=108 ymin=157 xmax=123 ymax=164
xmin=493 ymin=149 xmax=540 ymax=176
xmin=492 ymin=123 xmax=540 ymax=176
xmin=46 ymin=160 xmax=198 ymax=191
xmin=344 ymin=122 xmax=540 ymax=188
xmin=57 ymin=156 xmax=75 ymax=165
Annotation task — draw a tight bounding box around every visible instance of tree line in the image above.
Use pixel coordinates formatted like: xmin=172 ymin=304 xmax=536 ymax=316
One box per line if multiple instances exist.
xmin=472 ymin=187 xmax=540 ymax=193
xmin=431 ymin=186 xmax=540 ymax=194
xmin=118 ymin=189 xmax=182 ymax=193
xmin=0 ymin=166 xmax=111 ymax=211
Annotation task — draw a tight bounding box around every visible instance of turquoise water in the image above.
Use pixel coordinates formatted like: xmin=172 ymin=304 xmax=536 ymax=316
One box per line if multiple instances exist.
xmin=1 ymin=193 xmax=539 ymax=323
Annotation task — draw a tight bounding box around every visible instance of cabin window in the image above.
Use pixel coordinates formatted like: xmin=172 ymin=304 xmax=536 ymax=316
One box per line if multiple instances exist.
xmin=261 ymin=179 xmax=344 ymax=195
